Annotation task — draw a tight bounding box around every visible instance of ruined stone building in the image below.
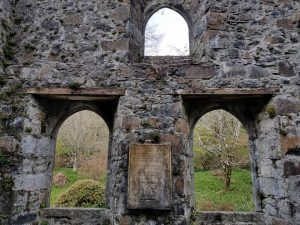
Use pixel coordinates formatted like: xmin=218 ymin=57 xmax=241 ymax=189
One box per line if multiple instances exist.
xmin=0 ymin=0 xmax=299 ymax=224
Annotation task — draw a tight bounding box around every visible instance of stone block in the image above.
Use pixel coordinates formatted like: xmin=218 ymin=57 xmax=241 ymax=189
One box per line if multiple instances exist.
xmin=276 ymin=97 xmax=300 ymax=115
xmin=21 ymin=135 xmax=36 ymax=156
xmin=175 ymin=118 xmax=189 ymax=134
xmin=175 ymin=177 xmax=184 ymax=196
xmin=281 ymin=135 xmax=300 ymax=153
xmin=249 ymin=65 xmax=270 ymax=78
xmin=284 ymin=158 xmax=300 ymax=177
xmin=288 ymin=176 xmax=300 ymax=200
xmin=259 ymin=177 xmax=286 ymax=197
xmin=206 ymin=11 xmax=226 ymax=30
xmin=101 ymin=40 xmax=129 ymax=51
xmin=185 ymin=65 xmax=216 ymax=79
xmin=228 ymin=48 xmax=240 ymax=59
xmin=127 ymin=144 xmax=172 ymax=209
xmin=122 ymin=116 xmax=141 ymax=130
xmin=112 ymin=5 xmax=130 ymax=21
xmin=278 ymin=61 xmax=295 ymax=77
xmin=41 ymin=19 xmax=60 ymax=31
xmin=14 ymin=173 xmax=50 ymax=191
xmin=271 ymin=217 xmax=293 ymax=225
xmin=63 ymin=15 xmax=82 ymax=25
xmin=0 ymin=136 xmax=17 ymax=152
xmin=276 ymin=19 xmax=294 ymax=29
xmin=144 ymin=118 xmax=161 ymax=128
xmin=152 ymin=103 xmax=182 ymax=116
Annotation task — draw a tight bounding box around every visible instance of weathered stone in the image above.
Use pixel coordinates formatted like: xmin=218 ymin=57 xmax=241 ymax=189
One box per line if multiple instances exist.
xmin=249 ymin=65 xmax=269 ymax=78
xmin=276 ymin=97 xmax=300 ymax=115
xmin=276 ymin=19 xmax=294 ymax=29
xmin=175 ymin=177 xmax=184 ymax=195
xmin=63 ymin=15 xmax=82 ymax=25
xmin=127 ymin=144 xmax=172 ymax=209
xmin=0 ymin=136 xmax=17 ymax=152
xmin=0 ymin=0 xmax=299 ymax=224
xmin=206 ymin=11 xmax=226 ymax=30
xmin=14 ymin=174 xmax=50 ymax=191
xmin=281 ymin=135 xmax=300 ymax=153
xmin=41 ymin=208 xmax=112 ymax=225
xmin=228 ymin=48 xmax=240 ymax=59
xmin=41 ymin=19 xmax=60 ymax=31
xmin=175 ymin=118 xmax=189 ymax=134
xmin=122 ymin=116 xmax=141 ymax=130
xmin=284 ymin=159 xmax=300 ymax=177
xmin=185 ymin=65 xmax=216 ymax=79
xmin=278 ymin=61 xmax=295 ymax=77
xmin=101 ymin=40 xmax=129 ymax=51
xmin=112 ymin=5 xmax=130 ymax=21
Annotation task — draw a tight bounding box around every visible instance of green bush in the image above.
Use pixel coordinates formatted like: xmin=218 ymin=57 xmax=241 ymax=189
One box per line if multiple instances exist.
xmin=56 ymin=179 xmax=107 ymax=208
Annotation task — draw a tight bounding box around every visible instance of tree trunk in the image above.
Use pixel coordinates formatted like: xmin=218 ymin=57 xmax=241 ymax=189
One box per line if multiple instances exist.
xmin=224 ymin=175 xmax=230 ymax=192
xmin=72 ymin=153 xmax=78 ymax=171
xmin=223 ymin=164 xmax=232 ymax=192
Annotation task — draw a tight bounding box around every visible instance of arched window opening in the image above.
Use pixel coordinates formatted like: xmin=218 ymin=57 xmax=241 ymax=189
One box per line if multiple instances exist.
xmin=193 ymin=109 xmax=254 ymax=211
xmin=144 ymin=8 xmax=189 ymax=56
xmin=50 ymin=110 xmax=109 ymax=208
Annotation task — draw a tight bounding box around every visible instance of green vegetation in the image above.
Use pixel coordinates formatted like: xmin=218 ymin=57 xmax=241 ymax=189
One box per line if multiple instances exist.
xmin=67 ymin=82 xmax=81 ymax=89
xmin=51 ymin=167 xmax=253 ymax=211
xmin=56 ymin=179 xmax=106 ymax=208
xmin=0 ymin=176 xmax=14 ymax=191
xmin=266 ymin=104 xmax=277 ymax=118
xmin=50 ymin=167 xmax=106 ymax=206
xmin=195 ymin=169 xmax=254 ymax=211
xmin=51 ymin=167 xmax=85 ymax=206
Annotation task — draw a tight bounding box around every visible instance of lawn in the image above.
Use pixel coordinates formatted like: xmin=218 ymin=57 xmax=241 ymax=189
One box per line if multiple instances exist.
xmin=51 ymin=167 xmax=254 ymax=211
xmin=50 ymin=167 xmax=85 ymax=206
xmin=194 ymin=168 xmax=255 ymax=211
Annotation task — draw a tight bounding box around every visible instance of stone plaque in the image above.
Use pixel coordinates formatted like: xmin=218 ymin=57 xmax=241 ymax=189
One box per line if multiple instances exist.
xmin=127 ymin=144 xmax=172 ymax=210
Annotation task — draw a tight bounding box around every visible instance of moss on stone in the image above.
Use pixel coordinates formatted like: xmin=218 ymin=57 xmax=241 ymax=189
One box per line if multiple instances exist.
xmin=67 ymin=82 xmax=81 ymax=89
xmin=0 ymin=150 xmax=8 ymax=166
xmin=150 ymin=131 xmax=160 ymax=143
xmin=41 ymin=220 xmax=49 ymax=225
xmin=0 ymin=176 xmax=14 ymax=191
xmin=0 ymin=76 xmax=7 ymax=86
xmin=0 ymin=213 xmax=8 ymax=224
xmin=266 ymin=104 xmax=277 ymax=118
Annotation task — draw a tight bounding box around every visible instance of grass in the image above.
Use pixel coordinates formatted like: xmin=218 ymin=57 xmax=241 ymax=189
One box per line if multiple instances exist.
xmin=51 ymin=167 xmax=107 ymax=207
xmin=50 ymin=167 xmax=86 ymax=206
xmin=194 ymin=168 xmax=255 ymax=211
xmin=51 ymin=167 xmax=254 ymax=211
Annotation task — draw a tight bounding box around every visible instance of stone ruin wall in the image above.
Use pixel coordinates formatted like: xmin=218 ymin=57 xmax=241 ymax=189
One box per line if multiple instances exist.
xmin=0 ymin=0 xmax=299 ymax=224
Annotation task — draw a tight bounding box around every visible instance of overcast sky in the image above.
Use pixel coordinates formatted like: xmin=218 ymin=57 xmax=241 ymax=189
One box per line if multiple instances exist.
xmin=145 ymin=8 xmax=189 ymax=56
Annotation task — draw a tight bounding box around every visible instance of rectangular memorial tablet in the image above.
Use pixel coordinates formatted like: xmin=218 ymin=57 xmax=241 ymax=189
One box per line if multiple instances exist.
xmin=127 ymin=144 xmax=172 ymax=210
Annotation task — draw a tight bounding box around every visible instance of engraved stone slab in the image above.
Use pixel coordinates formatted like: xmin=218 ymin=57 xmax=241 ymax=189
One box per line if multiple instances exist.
xmin=127 ymin=144 xmax=172 ymax=209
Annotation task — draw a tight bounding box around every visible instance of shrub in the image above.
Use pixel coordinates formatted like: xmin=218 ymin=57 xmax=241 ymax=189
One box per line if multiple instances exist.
xmin=52 ymin=172 xmax=67 ymax=187
xmin=56 ymin=179 xmax=107 ymax=208
xmin=79 ymin=151 xmax=107 ymax=181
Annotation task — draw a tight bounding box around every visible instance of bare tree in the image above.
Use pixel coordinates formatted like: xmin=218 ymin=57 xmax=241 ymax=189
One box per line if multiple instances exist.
xmin=56 ymin=110 xmax=109 ymax=171
xmin=194 ymin=110 xmax=249 ymax=191
xmin=144 ymin=21 xmax=164 ymax=56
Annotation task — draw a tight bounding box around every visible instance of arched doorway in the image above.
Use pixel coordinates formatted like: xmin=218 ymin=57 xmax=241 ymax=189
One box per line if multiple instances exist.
xmin=50 ymin=110 xmax=109 ymax=208
xmin=193 ymin=109 xmax=255 ymax=211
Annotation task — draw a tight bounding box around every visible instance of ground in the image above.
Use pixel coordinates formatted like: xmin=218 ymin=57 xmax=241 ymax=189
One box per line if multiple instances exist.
xmin=51 ymin=167 xmax=254 ymax=211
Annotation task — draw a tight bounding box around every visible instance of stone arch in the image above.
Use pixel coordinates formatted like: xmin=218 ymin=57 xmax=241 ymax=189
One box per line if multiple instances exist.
xmin=50 ymin=102 xmax=113 ymax=139
xmin=143 ymin=3 xmax=193 ymax=55
xmin=185 ymin=99 xmax=268 ymax=211
xmin=42 ymin=100 xmax=118 ymax=208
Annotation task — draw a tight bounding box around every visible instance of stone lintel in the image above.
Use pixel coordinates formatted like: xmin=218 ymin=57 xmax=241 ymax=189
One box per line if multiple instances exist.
xmin=26 ymin=87 xmax=125 ymax=101
xmin=178 ymin=87 xmax=279 ymax=99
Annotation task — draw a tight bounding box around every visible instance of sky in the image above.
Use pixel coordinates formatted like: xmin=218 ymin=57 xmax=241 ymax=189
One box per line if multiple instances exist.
xmin=145 ymin=8 xmax=189 ymax=56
